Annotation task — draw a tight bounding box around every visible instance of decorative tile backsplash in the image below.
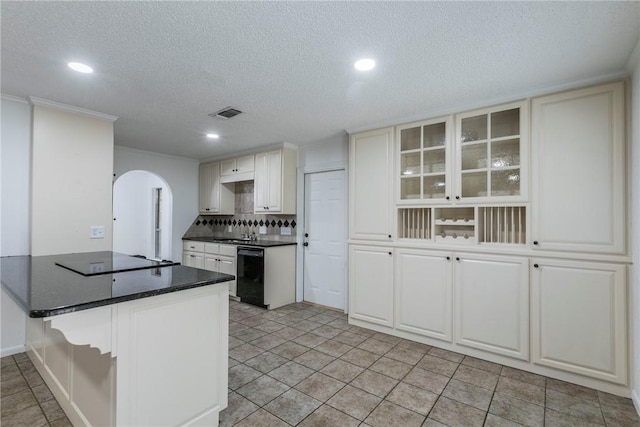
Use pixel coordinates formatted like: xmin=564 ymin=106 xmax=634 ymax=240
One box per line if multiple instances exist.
xmin=183 ymin=213 xmax=297 ymax=241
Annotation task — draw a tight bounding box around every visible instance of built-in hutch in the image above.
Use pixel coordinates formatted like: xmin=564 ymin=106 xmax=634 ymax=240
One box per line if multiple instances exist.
xmin=348 ymin=81 xmax=629 ymax=396
xmin=199 ymin=147 xmax=297 ymax=215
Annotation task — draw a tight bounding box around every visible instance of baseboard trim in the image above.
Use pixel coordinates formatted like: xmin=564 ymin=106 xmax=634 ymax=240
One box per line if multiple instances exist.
xmin=632 ymin=389 xmax=640 ymax=418
xmin=1 ymin=344 xmax=26 ymax=357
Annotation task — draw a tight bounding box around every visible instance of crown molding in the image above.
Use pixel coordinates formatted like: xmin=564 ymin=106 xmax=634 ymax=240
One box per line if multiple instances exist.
xmin=1 ymin=94 xmax=29 ymax=104
xmin=28 ymin=97 xmax=118 ymax=122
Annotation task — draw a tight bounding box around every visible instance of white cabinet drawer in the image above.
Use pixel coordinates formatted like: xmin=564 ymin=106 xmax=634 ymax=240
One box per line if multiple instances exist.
xmin=219 ymin=245 xmax=236 ymax=257
xmin=204 ymin=243 xmax=220 ymax=254
xmin=183 ymin=241 xmax=205 ymax=252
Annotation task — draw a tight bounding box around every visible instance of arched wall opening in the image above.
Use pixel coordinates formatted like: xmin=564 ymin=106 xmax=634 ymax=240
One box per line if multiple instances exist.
xmin=113 ymin=170 xmax=173 ymax=261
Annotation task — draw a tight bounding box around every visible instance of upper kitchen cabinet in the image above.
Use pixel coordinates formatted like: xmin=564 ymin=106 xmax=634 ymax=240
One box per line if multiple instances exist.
xmin=199 ymin=162 xmax=234 ymax=214
xmin=454 ymin=101 xmax=528 ymax=203
xmin=220 ymin=154 xmax=255 ymax=183
xmin=396 ymin=102 xmax=527 ymax=205
xmin=397 ymin=116 xmax=452 ymax=203
xmin=254 ymin=148 xmax=297 ymax=214
xmin=349 ymin=127 xmax=394 ymax=241
xmin=531 ymin=82 xmax=626 ymax=254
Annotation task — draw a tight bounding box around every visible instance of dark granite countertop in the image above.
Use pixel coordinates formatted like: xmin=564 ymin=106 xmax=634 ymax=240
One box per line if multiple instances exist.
xmin=182 ymin=237 xmax=297 ymax=247
xmin=1 ymin=252 xmax=235 ymax=318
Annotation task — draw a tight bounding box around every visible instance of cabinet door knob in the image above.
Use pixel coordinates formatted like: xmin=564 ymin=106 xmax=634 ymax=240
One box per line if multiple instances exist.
xmin=446 ymin=256 xmax=450 ymax=260
xmin=304 ymin=233 xmax=309 ymax=238
xmin=205 ymin=208 xmax=210 ymax=211
xmin=533 ymin=241 xmax=539 ymax=245
xmin=456 ymin=257 xmax=460 ymax=261
xmin=534 ymin=263 xmax=539 ymax=268
xmin=455 ymin=196 xmax=460 ymax=200
xmin=388 ymin=234 xmax=392 ymax=239
xmin=303 ymin=242 xmax=309 ymax=247
xmin=388 ymin=252 xmax=392 ymax=255
xmin=445 ymin=196 xmax=450 ymax=200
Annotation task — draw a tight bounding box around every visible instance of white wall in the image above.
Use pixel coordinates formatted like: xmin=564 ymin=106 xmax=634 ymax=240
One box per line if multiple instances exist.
xmin=113 ymin=171 xmax=172 ymax=260
xmin=31 ymin=104 xmax=115 ymax=256
xmin=1 ymin=96 xmax=31 ymax=356
xmin=113 ymin=146 xmax=199 ymax=263
xmin=629 ymin=37 xmax=640 ymax=413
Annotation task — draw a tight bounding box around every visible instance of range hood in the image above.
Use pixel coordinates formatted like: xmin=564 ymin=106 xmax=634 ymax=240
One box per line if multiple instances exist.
xmin=220 ymin=172 xmax=254 ymax=184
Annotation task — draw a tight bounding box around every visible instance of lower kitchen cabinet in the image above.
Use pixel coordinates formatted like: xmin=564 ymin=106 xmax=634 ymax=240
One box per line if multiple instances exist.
xmin=183 ymin=241 xmax=237 ymax=296
xmin=532 ymin=258 xmax=627 ymax=384
xmin=454 ymin=253 xmax=529 ymax=360
xmin=395 ymin=249 xmax=452 ymax=342
xmin=182 ymin=251 xmax=204 ymax=269
xmin=349 ymin=245 xmax=394 ymax=327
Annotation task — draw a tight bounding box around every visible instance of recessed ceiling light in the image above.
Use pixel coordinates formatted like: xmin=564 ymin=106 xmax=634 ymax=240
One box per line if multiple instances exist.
xmin=68 ymin=62 xmax=93 ymax=73
xmin=354 ymin=58 xmax=375 ymax=71
xmin=206 ymin=133 xmax=220 ymax=139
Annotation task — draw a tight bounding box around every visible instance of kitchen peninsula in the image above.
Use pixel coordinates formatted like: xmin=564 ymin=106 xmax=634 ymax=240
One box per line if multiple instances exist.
xmin=1 ymin=252 xmax=233 ymax=427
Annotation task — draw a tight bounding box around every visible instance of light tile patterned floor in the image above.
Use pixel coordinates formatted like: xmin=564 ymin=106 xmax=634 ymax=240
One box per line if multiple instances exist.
xmin=221 ymin=300 xmax=640 ymax=427
xmin=2 ymin=300 xmax=639 ymax=426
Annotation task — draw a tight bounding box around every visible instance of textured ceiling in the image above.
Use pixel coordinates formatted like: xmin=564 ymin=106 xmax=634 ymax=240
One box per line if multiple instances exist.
xmin=2 ymin=1 xmax=639 ymax=160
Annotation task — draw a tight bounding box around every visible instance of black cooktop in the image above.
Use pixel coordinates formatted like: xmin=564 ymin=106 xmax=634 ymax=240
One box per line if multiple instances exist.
xmin=55 ymin=251 xmax=177 ymax=276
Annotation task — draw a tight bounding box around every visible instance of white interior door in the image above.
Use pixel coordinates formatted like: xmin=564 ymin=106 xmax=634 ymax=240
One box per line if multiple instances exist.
xmin=303 ymin=170 xmax=346 ymax=310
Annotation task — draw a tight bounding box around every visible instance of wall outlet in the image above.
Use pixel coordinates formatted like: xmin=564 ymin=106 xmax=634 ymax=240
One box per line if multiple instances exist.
xmin=227 ymin=225 xmax=233 ymax=232
xmin=259 ymin=226 xmax=267 ymax=234
xmin=90 ymin=225 xmax=105 ymax=239
xmin=280 ymin=226 xmax=292 ymax=236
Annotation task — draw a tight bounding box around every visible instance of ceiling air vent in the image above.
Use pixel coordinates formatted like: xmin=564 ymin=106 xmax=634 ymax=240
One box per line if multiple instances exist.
xmin=209 ymin=107 xmax=242 ymax=119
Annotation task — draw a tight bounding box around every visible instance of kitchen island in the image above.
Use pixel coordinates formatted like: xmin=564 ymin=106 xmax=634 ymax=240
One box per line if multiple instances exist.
xmin=1 ymin=252 xmax=233 ymax=427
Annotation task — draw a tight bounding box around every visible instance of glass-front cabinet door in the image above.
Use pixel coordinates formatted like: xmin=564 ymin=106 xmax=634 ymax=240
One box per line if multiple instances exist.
xmin=397 ymin=117 xmax=452 ymax=203
xmin=455 ymin=101 xmax=527 ymax=202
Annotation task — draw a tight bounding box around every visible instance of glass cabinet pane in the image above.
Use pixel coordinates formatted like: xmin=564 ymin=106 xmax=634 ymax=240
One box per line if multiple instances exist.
xmin=423 ymin=176 xmax=446 ymax=199
xmin=401 ymin=152 xmax=421 ymax=175
xmin=491 ymin=108 xmax=520 ymax=138
xmin=461 ymin=143 xmax=487 ymax=170
xmin=401 ymin=177 xmax=421 ymax=199
xmin=491 ymin=169 xmax=520 ymax=196
xmin=491 ymin=139 xmax=520 ymax=168
xmin=401 ymin=127 xmax=421 ymax=151
xmin=461 ymin=114 xmax=487 ymax=142
xmin=461 ymin=172 xmax=487 ymax=197
xmin=423 ymin=148 xmax=446 ymax=173
xmin=423 ymin=122 xmax=446 ymax=148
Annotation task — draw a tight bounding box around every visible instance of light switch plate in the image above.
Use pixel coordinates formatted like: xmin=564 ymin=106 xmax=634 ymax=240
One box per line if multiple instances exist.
xmin=90 ymin=226 xmax=105 ymax=239
xmin=280 ymin=226 xmax=292 ymax=236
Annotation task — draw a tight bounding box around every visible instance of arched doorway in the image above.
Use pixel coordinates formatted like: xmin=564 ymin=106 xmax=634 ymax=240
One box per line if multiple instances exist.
xmin=113 ymin=170 xmax=173 ymax=261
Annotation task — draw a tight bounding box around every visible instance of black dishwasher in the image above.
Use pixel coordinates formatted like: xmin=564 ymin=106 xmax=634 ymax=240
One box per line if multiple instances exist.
xmin=236 ymin=247 xmax=266 ymax=308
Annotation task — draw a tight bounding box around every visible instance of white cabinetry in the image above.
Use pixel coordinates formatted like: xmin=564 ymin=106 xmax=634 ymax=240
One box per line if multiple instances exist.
xmin=199 ymin=162 xmax=234 ymax=214
xmin=182 ymin=251 xmax=204 ymax=268
xmin=254 ymin=148 xmax=297 ymax=214
xmin=220 ymin=155 xmax=255 ymax=183
xmin=532 ymin=258 xmax=627 ymax=384
xmin=454 ymin=253 xmax=529 ymax=360
xmin=397 ymin=117 xmax=452 ymax=203
xmin=349 ymin=127 xmax=394 ymax=241
xmin=531 ymin=82 xmax=625 ymax=254
xmin=395 ymin=103 xmax=527 ymax=204
xmin=395 ymin=249 xmax=452 ymax=341
xmin=204 ymin=243 xmax=237 ymax=296
xmin=183 ymin=241 xmax=237 ymax=296
xmin=347 ymin=80 xmax=630 ymax=395
xmin=349 ymin=245 xmax=394 ymax=327
xmin=454 ymin=101 xmax=528 ymax=202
